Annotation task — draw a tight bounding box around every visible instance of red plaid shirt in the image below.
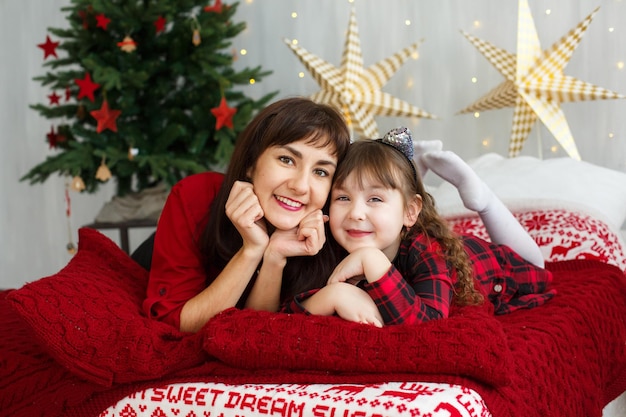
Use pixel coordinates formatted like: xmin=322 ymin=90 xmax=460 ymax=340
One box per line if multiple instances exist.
xmin=282 ymin=233 xmax=556 ymax=325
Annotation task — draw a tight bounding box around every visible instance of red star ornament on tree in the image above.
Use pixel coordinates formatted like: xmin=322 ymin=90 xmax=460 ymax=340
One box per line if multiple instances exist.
xmin=78 ymin=6 xmax=94 ymax=29
xmin=74 ymin=72 xmax=101 ymax=102
xmin=154 ymin=16 xmax=167 ymax=33
xmin=90 ymin=100 xmax=122 ymax=133
xmin=204 ymin=0 xmax=223 ymax=13
xmin=211 ymin=97 xmax=236 ymax=130
xmin=37 ymin=35 xmax=59 ymax=60
xmin=47 ymin=126 xmax=58 ymax=148
xmin=48 ymin=91 xmax=61 ymax=105
xmin=96 ymin=14 xmax=111 ymax=30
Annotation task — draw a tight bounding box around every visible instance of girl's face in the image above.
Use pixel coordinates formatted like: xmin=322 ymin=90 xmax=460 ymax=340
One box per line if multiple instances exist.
xmin=329 ymin=172 xmax=421 ymax=260
xmin=248 ymin=138 xmax=338 ymax=231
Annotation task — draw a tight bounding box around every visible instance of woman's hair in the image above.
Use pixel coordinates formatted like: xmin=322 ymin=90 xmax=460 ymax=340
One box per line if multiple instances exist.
xmin=331 ymin=139 xmax=483 ymax=306
xmin=199 ymin=97 xmax=351 ymax=304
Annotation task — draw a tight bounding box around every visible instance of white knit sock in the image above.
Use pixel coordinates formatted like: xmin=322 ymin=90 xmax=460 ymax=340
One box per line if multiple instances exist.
xmin=413 ymin=140 xmax=443 ymax=178
xmin=422 ymin=150 xmax=545 ymax=267
xmin=421 ymin=150 xmax=490 ymax=212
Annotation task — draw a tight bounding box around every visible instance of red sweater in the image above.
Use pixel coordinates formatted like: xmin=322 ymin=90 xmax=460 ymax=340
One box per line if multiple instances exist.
xmin=142 ymin=172 xmax=224 ymax=329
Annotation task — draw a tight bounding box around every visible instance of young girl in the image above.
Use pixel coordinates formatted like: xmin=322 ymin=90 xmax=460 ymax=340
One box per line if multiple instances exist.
xmin=282 ymin=127 xmax=555 ymax=326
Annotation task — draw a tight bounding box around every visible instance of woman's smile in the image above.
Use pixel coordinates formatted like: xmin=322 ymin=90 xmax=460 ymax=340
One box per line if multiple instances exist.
xmin=274 ymin=195 xmax=304 ymax=210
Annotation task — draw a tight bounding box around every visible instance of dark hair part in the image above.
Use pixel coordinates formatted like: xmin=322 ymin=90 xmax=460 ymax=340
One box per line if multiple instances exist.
xmin=332 ymin=140 xmax=483 ymax=306
xmin=199 ymin=97 xmax=350 ymax=304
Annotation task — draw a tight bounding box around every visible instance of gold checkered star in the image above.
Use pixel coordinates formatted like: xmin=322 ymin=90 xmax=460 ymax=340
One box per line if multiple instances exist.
xmin=459 ymin=0 xmax=624 ymax=160
xmin=285 ymin=8 xmax=436 ymax=139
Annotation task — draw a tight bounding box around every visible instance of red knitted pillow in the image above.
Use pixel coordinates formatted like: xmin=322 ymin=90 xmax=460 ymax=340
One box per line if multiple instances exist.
xmin=6 ymin=228 xmax=206 ymax=387
xmin=203 ymin=304 xmax=513 ymax=387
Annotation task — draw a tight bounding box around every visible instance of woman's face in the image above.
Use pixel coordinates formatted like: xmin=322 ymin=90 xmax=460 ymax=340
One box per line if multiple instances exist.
xmin=248 ymin=138 xmax=338 ymax=231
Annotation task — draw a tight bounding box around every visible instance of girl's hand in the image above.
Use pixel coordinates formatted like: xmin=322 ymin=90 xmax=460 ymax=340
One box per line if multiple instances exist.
xmin=332 ymin=283 xmax=384 ymax=327
xmin=266 ymin=209 xmax=327 ymax=261
xmin=327 ymin=247 xmax=391 ymax=285
xmin=225 ymin=181 xmax=269 ymax=253
xmin=302 ymin=282 xmax=383 ymax=327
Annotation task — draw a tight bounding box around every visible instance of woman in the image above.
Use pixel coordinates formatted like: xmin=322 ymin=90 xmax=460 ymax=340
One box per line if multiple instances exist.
xmin=143 ymin=97 xmax=350 ymax=332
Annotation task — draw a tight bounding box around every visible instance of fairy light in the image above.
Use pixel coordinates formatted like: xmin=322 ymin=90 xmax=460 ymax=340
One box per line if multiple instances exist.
xmin=481 ymin=137 xmax=491 ymax=148
xmin=617 ymin=61 xmax=624 ymax=70
xmin=406 ymin=77 xmax=414 ymax=88
xmin=249 ymin=78 xmax=256 ymax=85
xmin=298 ymin=72 xmax=305 ymax=78
xmin=471 ymin=77 xmax=478 ymax=83
xmin=411 ymin=51 xmax=419 ymax=60
xmin=550 ymin=145 xmax=559 ymax=154
xmin=240 ymin=49 xmax=247 ymax=56
xmin=405 ymin=20 xmax=411 ymax=26
xmin=474 ymin=112 xmax=480 ymax=118
xmin=291 ymin=39 xmax=298 ymax=46
xmin=291 ymin=12 xmax=298 ymax=19
xmin=545 ymin=9 xmax=551 ymax=15
xmin=608 ymin=27 xmax=615 ymax=33
xmin=473 ymin=20 xmax=481 ymax=29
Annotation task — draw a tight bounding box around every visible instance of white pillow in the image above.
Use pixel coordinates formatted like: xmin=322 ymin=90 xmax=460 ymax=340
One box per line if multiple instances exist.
xmin=426 ymin=153 xmax=626 ymax=230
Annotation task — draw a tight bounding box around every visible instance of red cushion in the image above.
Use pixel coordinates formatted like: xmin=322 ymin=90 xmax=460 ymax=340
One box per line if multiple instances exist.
xmin=6 ymin=228 xmax=206 ymax=387
xmin=203 ymin=303 xmax=513 ymax=387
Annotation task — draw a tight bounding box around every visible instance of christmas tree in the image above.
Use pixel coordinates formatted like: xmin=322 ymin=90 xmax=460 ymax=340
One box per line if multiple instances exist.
xmin=23 ymin=0 xmax=276 ymax=196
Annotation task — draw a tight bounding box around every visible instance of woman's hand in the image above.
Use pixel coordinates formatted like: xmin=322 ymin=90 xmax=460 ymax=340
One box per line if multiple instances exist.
xmin=302 ymin=282 xmax=383 ymax=327
xmin=225 ymin=181 xmax=269 ymax=255
xmin=327 ymin=247 xmax=391 ymax=285
xmin=266 ymin=209 xmax=328 ymax=262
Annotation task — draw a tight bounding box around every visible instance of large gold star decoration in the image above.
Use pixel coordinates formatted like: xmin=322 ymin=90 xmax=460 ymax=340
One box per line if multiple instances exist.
xmin=458 ymin=0 xmax=624 ymax=160
xmin=285 ymin=9 xmax=436 ymax=140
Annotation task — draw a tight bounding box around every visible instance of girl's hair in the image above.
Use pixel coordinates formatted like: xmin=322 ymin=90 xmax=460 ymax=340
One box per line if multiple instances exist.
xmin=332 ymin=139 xmax=483 ymax=306
xmin=199 ymin=97 xmax=351 ymax=304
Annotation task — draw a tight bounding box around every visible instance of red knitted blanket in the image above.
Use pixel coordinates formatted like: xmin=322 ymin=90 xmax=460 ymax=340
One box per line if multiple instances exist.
xmin=1 ymin=228 xmax=625 ymax=417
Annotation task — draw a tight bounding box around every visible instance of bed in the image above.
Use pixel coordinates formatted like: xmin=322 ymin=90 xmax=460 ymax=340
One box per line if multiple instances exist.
xmin=2 ymin=153 xmax=626 ymax=417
